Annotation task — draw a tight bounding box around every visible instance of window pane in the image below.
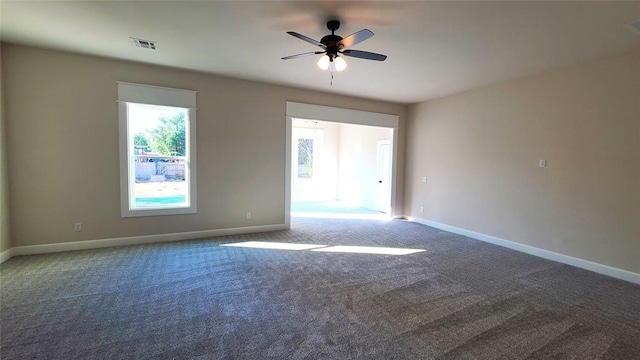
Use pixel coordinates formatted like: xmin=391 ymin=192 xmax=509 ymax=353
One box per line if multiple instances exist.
xmin=297 ymin=138 xmax=313 ymax=179
xmin=128 ymin=103 xmax=189 ymax=209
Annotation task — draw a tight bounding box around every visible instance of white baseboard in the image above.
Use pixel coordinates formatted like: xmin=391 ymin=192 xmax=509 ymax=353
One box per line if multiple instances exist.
xmin=4 ymin=223 xmax=289 ymax=260
xmin=408 ymin=216 xmax=640 ymax=285
xmin=0 ymin=247 xmax=13 ymax=263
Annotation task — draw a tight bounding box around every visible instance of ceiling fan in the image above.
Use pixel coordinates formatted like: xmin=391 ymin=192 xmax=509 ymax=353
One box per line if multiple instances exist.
xmin=282 ymin=20 xmax=387 ymax=72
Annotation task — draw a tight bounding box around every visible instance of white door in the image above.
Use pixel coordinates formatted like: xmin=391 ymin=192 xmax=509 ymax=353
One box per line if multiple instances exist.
xmin=376 ymin=140 xmax=391 ymax=213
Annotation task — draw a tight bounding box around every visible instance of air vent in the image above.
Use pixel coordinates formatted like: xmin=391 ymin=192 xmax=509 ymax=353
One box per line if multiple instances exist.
xmin=130 ymin=37 xmax=157 ymax=50
xmin=624 ymin=20 xmax=640 ymax=35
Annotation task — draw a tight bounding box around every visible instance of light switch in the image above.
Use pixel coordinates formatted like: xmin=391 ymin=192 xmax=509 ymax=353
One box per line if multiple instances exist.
xmin=421 ymin=177 xmax=427 ymax=183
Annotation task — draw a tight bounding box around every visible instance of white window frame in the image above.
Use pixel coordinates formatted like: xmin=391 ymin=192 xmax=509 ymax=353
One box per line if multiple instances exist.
xmin=117 ymin=82 xmax=197 ymax=217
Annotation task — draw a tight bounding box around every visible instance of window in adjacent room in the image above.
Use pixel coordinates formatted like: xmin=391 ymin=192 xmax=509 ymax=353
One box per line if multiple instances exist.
xmin=297 ymin=138 xmax=314 ymax=179
xmin=117 ymin=82 xmax=197 ymax=217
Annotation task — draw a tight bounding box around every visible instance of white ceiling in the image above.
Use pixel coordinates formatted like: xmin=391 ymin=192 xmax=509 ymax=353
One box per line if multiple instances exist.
xmin=2 ymin=1 xmax=639 ymax=104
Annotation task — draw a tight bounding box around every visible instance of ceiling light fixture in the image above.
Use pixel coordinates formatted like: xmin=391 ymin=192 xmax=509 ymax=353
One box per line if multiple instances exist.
xmin=333 ymin=56 xmax=347 ymax=72
xmin=317 ymin=54 xmax=347 ymax=72
xmin=317 ymin=54 xmax=330 ymax=70
xmin=284 ymin=20 xmax=385 ymax=77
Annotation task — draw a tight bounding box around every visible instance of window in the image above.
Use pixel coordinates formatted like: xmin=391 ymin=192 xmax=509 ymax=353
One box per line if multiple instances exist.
xmin=291 ymin=128 xmax=324 ymax=192
xmin=297 ymin=138 xmax=314 ymax=179
xmin=118 ymin=82 xmax=197 ymax=217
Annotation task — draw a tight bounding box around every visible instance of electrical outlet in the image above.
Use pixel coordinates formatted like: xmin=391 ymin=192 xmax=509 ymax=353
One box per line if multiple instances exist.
xmin=420 ymin=206 xmax=424 ymax=213
xmin=421 ymin=176 xmax=427 ymax=183
xmin=74 ymin=223 xmax=82 ymax=231
xmin=246 ymin=212 xmax=251 ymax=219
xmin=539 ymin=159 xmax=547 ymax=168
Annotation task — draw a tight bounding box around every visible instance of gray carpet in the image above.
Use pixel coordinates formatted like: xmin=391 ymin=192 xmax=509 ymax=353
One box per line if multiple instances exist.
xmin=1 ymin=217 xmax=639 ymax=359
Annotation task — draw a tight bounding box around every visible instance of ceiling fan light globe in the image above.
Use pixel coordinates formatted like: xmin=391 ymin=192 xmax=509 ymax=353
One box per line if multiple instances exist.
xmin=317 ymin=55 xmax=330 ymax=70
xmin=334 ymin=56 xmax=347 ymax=71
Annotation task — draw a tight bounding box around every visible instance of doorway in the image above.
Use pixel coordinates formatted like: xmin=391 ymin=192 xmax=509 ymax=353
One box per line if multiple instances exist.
xmin=286 ymin=102 xmax=399 ymax=225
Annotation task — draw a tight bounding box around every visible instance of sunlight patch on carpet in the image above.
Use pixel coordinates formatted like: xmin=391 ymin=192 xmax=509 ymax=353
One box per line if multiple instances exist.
xmin=221 ymin=241 xmax=425 ymax=255
xmin=311 ymin=245 xmax=426 ymax=255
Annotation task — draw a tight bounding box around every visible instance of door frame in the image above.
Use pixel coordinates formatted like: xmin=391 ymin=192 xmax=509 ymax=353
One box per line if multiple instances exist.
xmin=285 ymin=102 xmax=400 ymax=227
xmin=376 ymin=139 xmax=392 ymax=214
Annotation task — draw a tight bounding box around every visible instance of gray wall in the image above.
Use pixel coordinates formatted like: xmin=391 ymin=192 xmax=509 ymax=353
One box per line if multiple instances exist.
xmin=405 ymin=50 xmax=640 ymax=273
xmin=2 ymin=43 xmax=405 ymax=247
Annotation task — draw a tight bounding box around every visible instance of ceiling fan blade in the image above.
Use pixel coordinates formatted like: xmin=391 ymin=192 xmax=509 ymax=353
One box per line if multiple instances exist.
xmin=286 ymin=31 xmax=326 ymax=49
xmin=281 ymin=51 xmax=325 ymax=60
xmin=341 ymin=49 xmax=387 ymax=61
xmin=338 ymin=29 xmax=374 ymax=48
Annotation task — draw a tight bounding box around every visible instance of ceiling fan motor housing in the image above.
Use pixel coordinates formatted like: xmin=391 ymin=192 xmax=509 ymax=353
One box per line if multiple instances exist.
xmin=320 ymin=34 xmax=343 ymax=58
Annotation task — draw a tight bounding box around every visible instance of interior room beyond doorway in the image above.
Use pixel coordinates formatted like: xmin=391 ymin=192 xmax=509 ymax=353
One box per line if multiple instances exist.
xmin=291 ymin=119 xmax=393 ymax=218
